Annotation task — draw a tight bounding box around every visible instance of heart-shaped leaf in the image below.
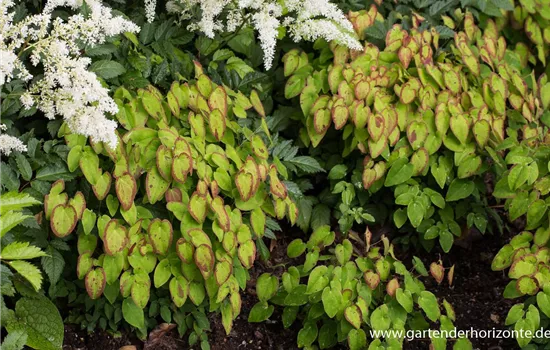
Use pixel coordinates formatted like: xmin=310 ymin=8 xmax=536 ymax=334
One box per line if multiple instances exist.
xmin=344 ymin=305 xmax=362 ymax=329
xmin=156 ymin=145 xmax=173 ymax=181
xmin=450 ymin=114 xmax=470 ymax=144
xmin=251 ymin=135 xmax=268 ymax=160
xmin=238 ymin=239 xmax=256 ymax=269
xmin=92 ymin=171 xmax=112 ymax=201
xmin=209 ymin=86 xmax=228 ymax=116
xmin=115 ymin=173 xmax=137 ymax=211
xmin=210 ymin=196 xmax=230 ymax=232
xmin=215 ymin=260 xmax=232 ymax=286
xmin=236 ymin=171 xmax=254 ymax=201
xmin=50 ymin=204 xmax=78 ymax=238
xmin=103 ymin=219 xmax=128 ymax=255
xmin=148 ymin=219 xmax=173 ymax=255
xmin=172 ymin=152 xmax=193 ymax=184
xmin=209 ymin=109 xmax=226 ymax=141
xmin=176 ymin=238 xmax=195 ymax=263
xmin=131 ymin=274 xmax=151 ymax=309
xmin=189 ymin=192 xmax=208 ymax=223
xmin=69 ymin=191 xmax=86 ymax=219
xmin=146 ymin=166 xmax=170 ymax=204
xmin=407 ymin=120 xmax=428 ymax=150
xmin=194 ymin=244 xmax=215 ymax=279
xmin=77 ymin=252 xmax=93 ymax=279
xmin=85 ymin=268 xmax=106 ymax=300
xmin=332 ymin=105 xmax=349 ymax=130
xmin=169 ymin=276 xmax=189 ymax=307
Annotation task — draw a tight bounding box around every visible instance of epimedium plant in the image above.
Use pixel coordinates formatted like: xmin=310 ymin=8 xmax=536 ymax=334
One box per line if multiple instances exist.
xmin=42 ymin=64 xmax=301 ymax=338
xmin=281 ymin=7 xmax=545 ymax=252
xmin=490 ymin=120 xmax=550 ymax=348
xmin=248 ymin=225 xmax=472 ymax=349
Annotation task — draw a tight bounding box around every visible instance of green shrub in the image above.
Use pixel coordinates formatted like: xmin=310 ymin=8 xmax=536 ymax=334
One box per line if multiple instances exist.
xmin=282 ymin=8 xmax=543 ymax=251
xmin=1 ymin=192 xmax=64 ymax=350
xmin=490 ymin=139 xmax=550 ymax=348
xmin=42 ymin=66 xmax=299 ymax=336
xmin=252 ymin=225 xmax=472 ymax=349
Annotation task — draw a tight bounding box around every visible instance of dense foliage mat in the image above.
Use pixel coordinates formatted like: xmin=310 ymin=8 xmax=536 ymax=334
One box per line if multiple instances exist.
xmin=4 ymin=0 xmax=550 ymax=349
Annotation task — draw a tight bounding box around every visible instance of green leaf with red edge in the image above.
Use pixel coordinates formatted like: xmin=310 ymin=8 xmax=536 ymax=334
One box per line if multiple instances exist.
xmin=473 ymin=119 xmax=490 ymax=147
xmin=189 ymin=111 xmax=206 ymax=137
xmin=398 ymin=47 xmax=412 ymax=68
xmin=77 ymin=252 xmax=93 ymax=279
xmin=238 ymin=239 xmax=256 ymax=269
xmin=189 ymin=228 xmax=212 ymax=248
xmin=194 ymin=244 xmax=215 ymax=279
xmin=345 ymin=305 xmax=362 ymax=329
xmin=120 ymin=271 xmax=134 ymax=298
xmin=223 ymin=231 xmax=237 ymax=256
xmin=176 ymin=238 xmax=195 ymax=263
xmin=141 ymin=87 xmax=164 ymax=120
xmin=131 ymin=274 xmax=151 ymax=309
xmin=69 ymin=191 xmax=86 ymax=219
xmin=400 ymin=83 xmax=417 ymax=104
xmin=516 ymin=276 xmax=539 ymax=295
xmin=411 ymin=148 xmax=429 ymax=176
xmin=444 ymin=70 xmax=461 ymax=94
xmin=146 ymin=166 xmax=170 ymax=204
xmin=209 ymin=86 xmax=228 ymax=116
xmin=209 ymin=109 xmax=226 ymax=141
xmin=362 ymin=168 xmax=376 ymax=190
xmin=363 ymin=270 xmax=380 ymax=289
xmin=407 ymin=121 xmax=428 ymax=150
xmin=167 ymin=89 xmax=180 ymax=117
xmin=210 ymin=196 xmax=231 ymax=232
xmin=169 ymin=276 xmax=189 ymax=307
xmin=85 ymin=268 xmax=106 ymax=300
xmin=50 ymin=204 xmax=78 ymax=238
xmin=172 ymin=152 xmax=193 ymax=184
xmin=197 ymin=74 xmax=213 ymax=98
xmin=332 ymin=106 xmax=349 ymax=130
xmin=115 ymin=173 xmax=137 ymax=211
xmin=368 ymin=114 xmax=385 ymax=142
xmin=250 ymin=90 xmax=265 ymax=117
xmin=189 ymin=192 xmax=208 ymax=223
xmin=148 ymin=219 xmax=173 ymax=255
xmin=92 ymin=171 xmax=112 ymax=201
xmin=45 ymin=180 xmax=67 ymax=219
xmin=251 ymin=135 xmax=268 ymax=160
xmin=314 ymin=109 xmax=332 ymax=134
xmin=103 ymin=219 xmax=128 ymax=255
xmin=215 ymin=260 xmax=232 ymax=286
xmin=457 ymin=155 xmax=482 ymax=179
xmin=269 ymin=166 xmax=287 ymax=199
xmin=450 ymin=115 xmax=470 ymax=144
xmin=236 ymin=171 xmax=254 ymax=201
xmin=156 ymin=145 xmax=173 ymax=181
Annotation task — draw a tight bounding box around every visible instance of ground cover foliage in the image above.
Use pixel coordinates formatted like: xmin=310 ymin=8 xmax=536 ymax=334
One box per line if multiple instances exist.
xmin=2 ymin=0 xmax=550 ymax=349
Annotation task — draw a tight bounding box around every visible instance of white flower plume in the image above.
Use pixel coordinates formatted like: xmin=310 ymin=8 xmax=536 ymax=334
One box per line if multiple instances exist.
xmin=1 ymin=0 xmax=139 ymax=148
xmin=162 ymin=0 xmax=362 ymax=70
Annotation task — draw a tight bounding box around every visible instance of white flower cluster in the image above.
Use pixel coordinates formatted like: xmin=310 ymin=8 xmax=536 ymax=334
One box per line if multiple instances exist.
xmin=162 ymin=0 xmax=362 ymax=70
xmin=0 ymin=0 xmax=139 ymax=148
xmin=0 ymin=124 xmax=27 ymax=156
